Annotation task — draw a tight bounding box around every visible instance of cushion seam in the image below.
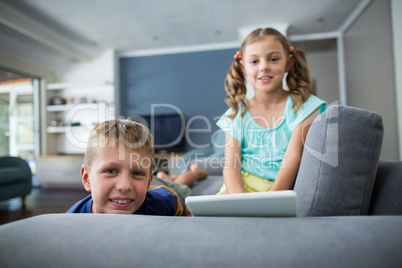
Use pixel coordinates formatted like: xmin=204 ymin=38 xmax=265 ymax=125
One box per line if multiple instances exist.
xmin=307 ymin=110 xmax=329 ymax=216
xmin=359 ymin=116 xmax=382 ymax=215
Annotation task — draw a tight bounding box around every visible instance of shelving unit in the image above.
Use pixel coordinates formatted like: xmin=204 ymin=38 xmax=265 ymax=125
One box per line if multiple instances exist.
xmin=46 ymin=102 xmax=101 ymax=135
xmin=42 ymin=81 xmax=115 ymax=156
xmin=46 ymin=103 xmax=99 ymax=112
xmin=38 ymin=80 xmax=116 ymax=187
xmin=46 ymin=104 xmax=74 ymax=112
xmin=46 ymin=126 xmax=90 ymax=134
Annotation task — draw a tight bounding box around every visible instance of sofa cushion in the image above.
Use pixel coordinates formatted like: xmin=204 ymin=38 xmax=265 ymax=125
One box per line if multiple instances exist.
xmin=294 ymin=105 xmax=383 ymax=216
xmin=369 ymin=160 xmax=402 ymax=215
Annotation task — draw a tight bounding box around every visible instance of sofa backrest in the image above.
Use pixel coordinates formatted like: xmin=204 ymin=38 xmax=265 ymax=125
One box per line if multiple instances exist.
xmin=294 ymin=105 xmax=384 ymax=216
xmin=369 ymin=159 xmax=402 ymax=215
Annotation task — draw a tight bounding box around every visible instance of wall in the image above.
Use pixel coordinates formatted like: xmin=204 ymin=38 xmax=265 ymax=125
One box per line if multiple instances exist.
xmin=56 ymin=49 xmax=116 ymax=84
xmin=0 ymin=52 xmax=56 ymax=82
xmin=306 ymin=50 xmax=339 ymax=105
xmin=344 ymin=0 xmax=398 ymax=160
xmin=119 ymin=48 xmax=236 ymax=149
xmin=391 ymin=0 xmax=402 ymax=160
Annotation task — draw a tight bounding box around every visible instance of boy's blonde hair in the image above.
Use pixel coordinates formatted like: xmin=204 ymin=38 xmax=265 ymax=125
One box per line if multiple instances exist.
xmin=84 ymin=119 xmax=154 ymax=172
xmin=225 ymin=27 xmax=315 ymax=119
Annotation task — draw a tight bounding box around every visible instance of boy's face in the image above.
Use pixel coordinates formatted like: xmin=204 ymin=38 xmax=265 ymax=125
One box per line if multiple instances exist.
xmin=81 ymin=144 xmax=153 ymax=214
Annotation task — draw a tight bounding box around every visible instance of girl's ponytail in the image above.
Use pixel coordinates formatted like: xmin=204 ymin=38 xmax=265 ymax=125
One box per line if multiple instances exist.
xmin=286 ymin=48 xmax=314 ymax=112
xmin=224 ymin=57 xmax=247 ymax=119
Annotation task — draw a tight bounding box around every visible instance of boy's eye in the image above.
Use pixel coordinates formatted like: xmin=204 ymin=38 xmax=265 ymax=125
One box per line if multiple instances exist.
xmin=105 ymin=169 xmax=117 ymax=174
xmin=133 ymin=171 xmax=146 ymax=177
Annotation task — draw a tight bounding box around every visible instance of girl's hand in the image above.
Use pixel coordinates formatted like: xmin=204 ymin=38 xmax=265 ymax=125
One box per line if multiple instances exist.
xmin=185 ymin=203 xmax=192 ymax=216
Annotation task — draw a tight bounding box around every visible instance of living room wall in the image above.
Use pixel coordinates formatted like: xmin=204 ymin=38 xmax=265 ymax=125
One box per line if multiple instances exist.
xmin=345 ymin=0 xmax=398 ymax=160
xmin=119 ymin=0 xmax=400 ymax=160
xmin=391 ymin=0 xmax=402 ymax=160
xmin=119 ymin=48 xmax=237 ymax=150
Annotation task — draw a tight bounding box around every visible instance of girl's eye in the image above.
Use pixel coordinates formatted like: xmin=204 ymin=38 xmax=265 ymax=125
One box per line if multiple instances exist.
xmin=270 ymin=57 xmax=279 ymax=62
xmin=250 ymin=60 xmax=258 ymax=64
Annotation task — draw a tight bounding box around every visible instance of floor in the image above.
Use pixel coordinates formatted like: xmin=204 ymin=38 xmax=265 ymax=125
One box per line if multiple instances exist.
xmin=0 ymin=187 xmax=89 ymax=225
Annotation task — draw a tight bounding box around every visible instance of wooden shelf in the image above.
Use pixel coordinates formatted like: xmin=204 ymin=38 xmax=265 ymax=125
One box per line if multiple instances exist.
xmin=46 ymin=103 xmax=99 ymax=112
xmin=46 ymin=81 xmax=113 ymax=90
xmin=47 ymin=126 xmax=90 ymax=133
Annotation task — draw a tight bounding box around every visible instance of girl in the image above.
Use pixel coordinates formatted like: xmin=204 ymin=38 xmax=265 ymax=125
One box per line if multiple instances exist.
xmin=217 ymin=27 xmax=327 ymax=194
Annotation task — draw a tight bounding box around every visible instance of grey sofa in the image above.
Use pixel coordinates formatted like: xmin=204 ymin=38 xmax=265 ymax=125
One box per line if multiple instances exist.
xmin=0 ymin=156 xmax=32 ymax=205
xmin=0 ymin=105 xmax=401 ymax=268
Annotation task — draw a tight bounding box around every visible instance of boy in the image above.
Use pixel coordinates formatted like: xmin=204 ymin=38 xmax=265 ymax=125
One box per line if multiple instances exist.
xmin=67 ymin=119 xmax=189 ymax=216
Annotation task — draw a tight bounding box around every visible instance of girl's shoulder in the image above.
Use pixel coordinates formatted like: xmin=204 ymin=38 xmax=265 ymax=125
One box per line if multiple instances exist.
xmin=285 ymin=95 xmax=327 ymax=131
xmin=222 ymin=101 xmax=247 ymax=115
xmin=220 ymin=101 xmax=249 ymax=122
xmin=217 ymin=102 xmax=249 ymax=141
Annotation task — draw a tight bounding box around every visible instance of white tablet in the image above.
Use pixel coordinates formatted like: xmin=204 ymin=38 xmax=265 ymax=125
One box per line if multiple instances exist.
xmin=185 ymin=190 xmax=298 ymax=217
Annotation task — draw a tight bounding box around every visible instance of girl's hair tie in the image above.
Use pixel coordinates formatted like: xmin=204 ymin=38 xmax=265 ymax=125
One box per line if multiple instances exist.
xmin=234 ymin=51 xmax=242 ymax=60
xmin=289 ymin=46 xmax=294 ymax=54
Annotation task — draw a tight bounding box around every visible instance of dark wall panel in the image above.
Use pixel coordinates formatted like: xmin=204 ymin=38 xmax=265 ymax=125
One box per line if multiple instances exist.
xmin=119 ymin=48 xmax=237 ymax=149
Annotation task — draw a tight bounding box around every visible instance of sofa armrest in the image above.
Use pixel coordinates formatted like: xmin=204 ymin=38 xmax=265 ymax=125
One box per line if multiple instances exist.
xmin=369 ymin=159 xmax=402 ymax=215
xmin=0 ymin=156 xmax=32 ymax=182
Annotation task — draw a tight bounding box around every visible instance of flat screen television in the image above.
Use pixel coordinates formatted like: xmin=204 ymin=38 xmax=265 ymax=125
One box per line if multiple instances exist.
xmin=129 ymin=113 xmax=186 ymax=153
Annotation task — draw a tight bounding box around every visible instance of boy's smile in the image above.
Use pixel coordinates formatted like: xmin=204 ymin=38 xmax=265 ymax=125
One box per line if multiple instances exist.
xmin=81 ymin=144 xmax=153 ymax=214
xmin=109 ymin=196 xmax=135 ymax=208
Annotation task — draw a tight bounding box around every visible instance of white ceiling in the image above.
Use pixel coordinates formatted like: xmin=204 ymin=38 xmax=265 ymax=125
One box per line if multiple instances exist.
xmin=0 ymin=0 xmax=365 ymax=76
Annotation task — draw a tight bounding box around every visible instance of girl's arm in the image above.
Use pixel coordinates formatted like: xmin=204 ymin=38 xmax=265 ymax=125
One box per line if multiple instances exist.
xmin=270 ymin=108 xmax=319 ymax=191
xmin=222 ymin=133 xmax=245 ymax=194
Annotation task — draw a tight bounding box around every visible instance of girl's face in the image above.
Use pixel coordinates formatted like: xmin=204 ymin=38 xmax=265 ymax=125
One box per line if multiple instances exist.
xmin=241 ymin=36 xmax=292 ymax=96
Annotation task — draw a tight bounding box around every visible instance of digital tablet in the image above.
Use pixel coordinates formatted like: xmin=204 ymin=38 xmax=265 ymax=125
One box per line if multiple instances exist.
xmin=185 ymin=190 xmax=298 ymax=217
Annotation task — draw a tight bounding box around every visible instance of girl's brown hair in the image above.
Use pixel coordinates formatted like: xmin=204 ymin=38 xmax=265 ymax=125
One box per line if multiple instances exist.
xmin=224 ymin=27 xmax=315 ymax=119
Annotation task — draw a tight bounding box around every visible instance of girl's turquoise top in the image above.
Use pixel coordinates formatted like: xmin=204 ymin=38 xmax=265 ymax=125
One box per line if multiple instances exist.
xmin=217 ymin=95 xmax=327 ymax=180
